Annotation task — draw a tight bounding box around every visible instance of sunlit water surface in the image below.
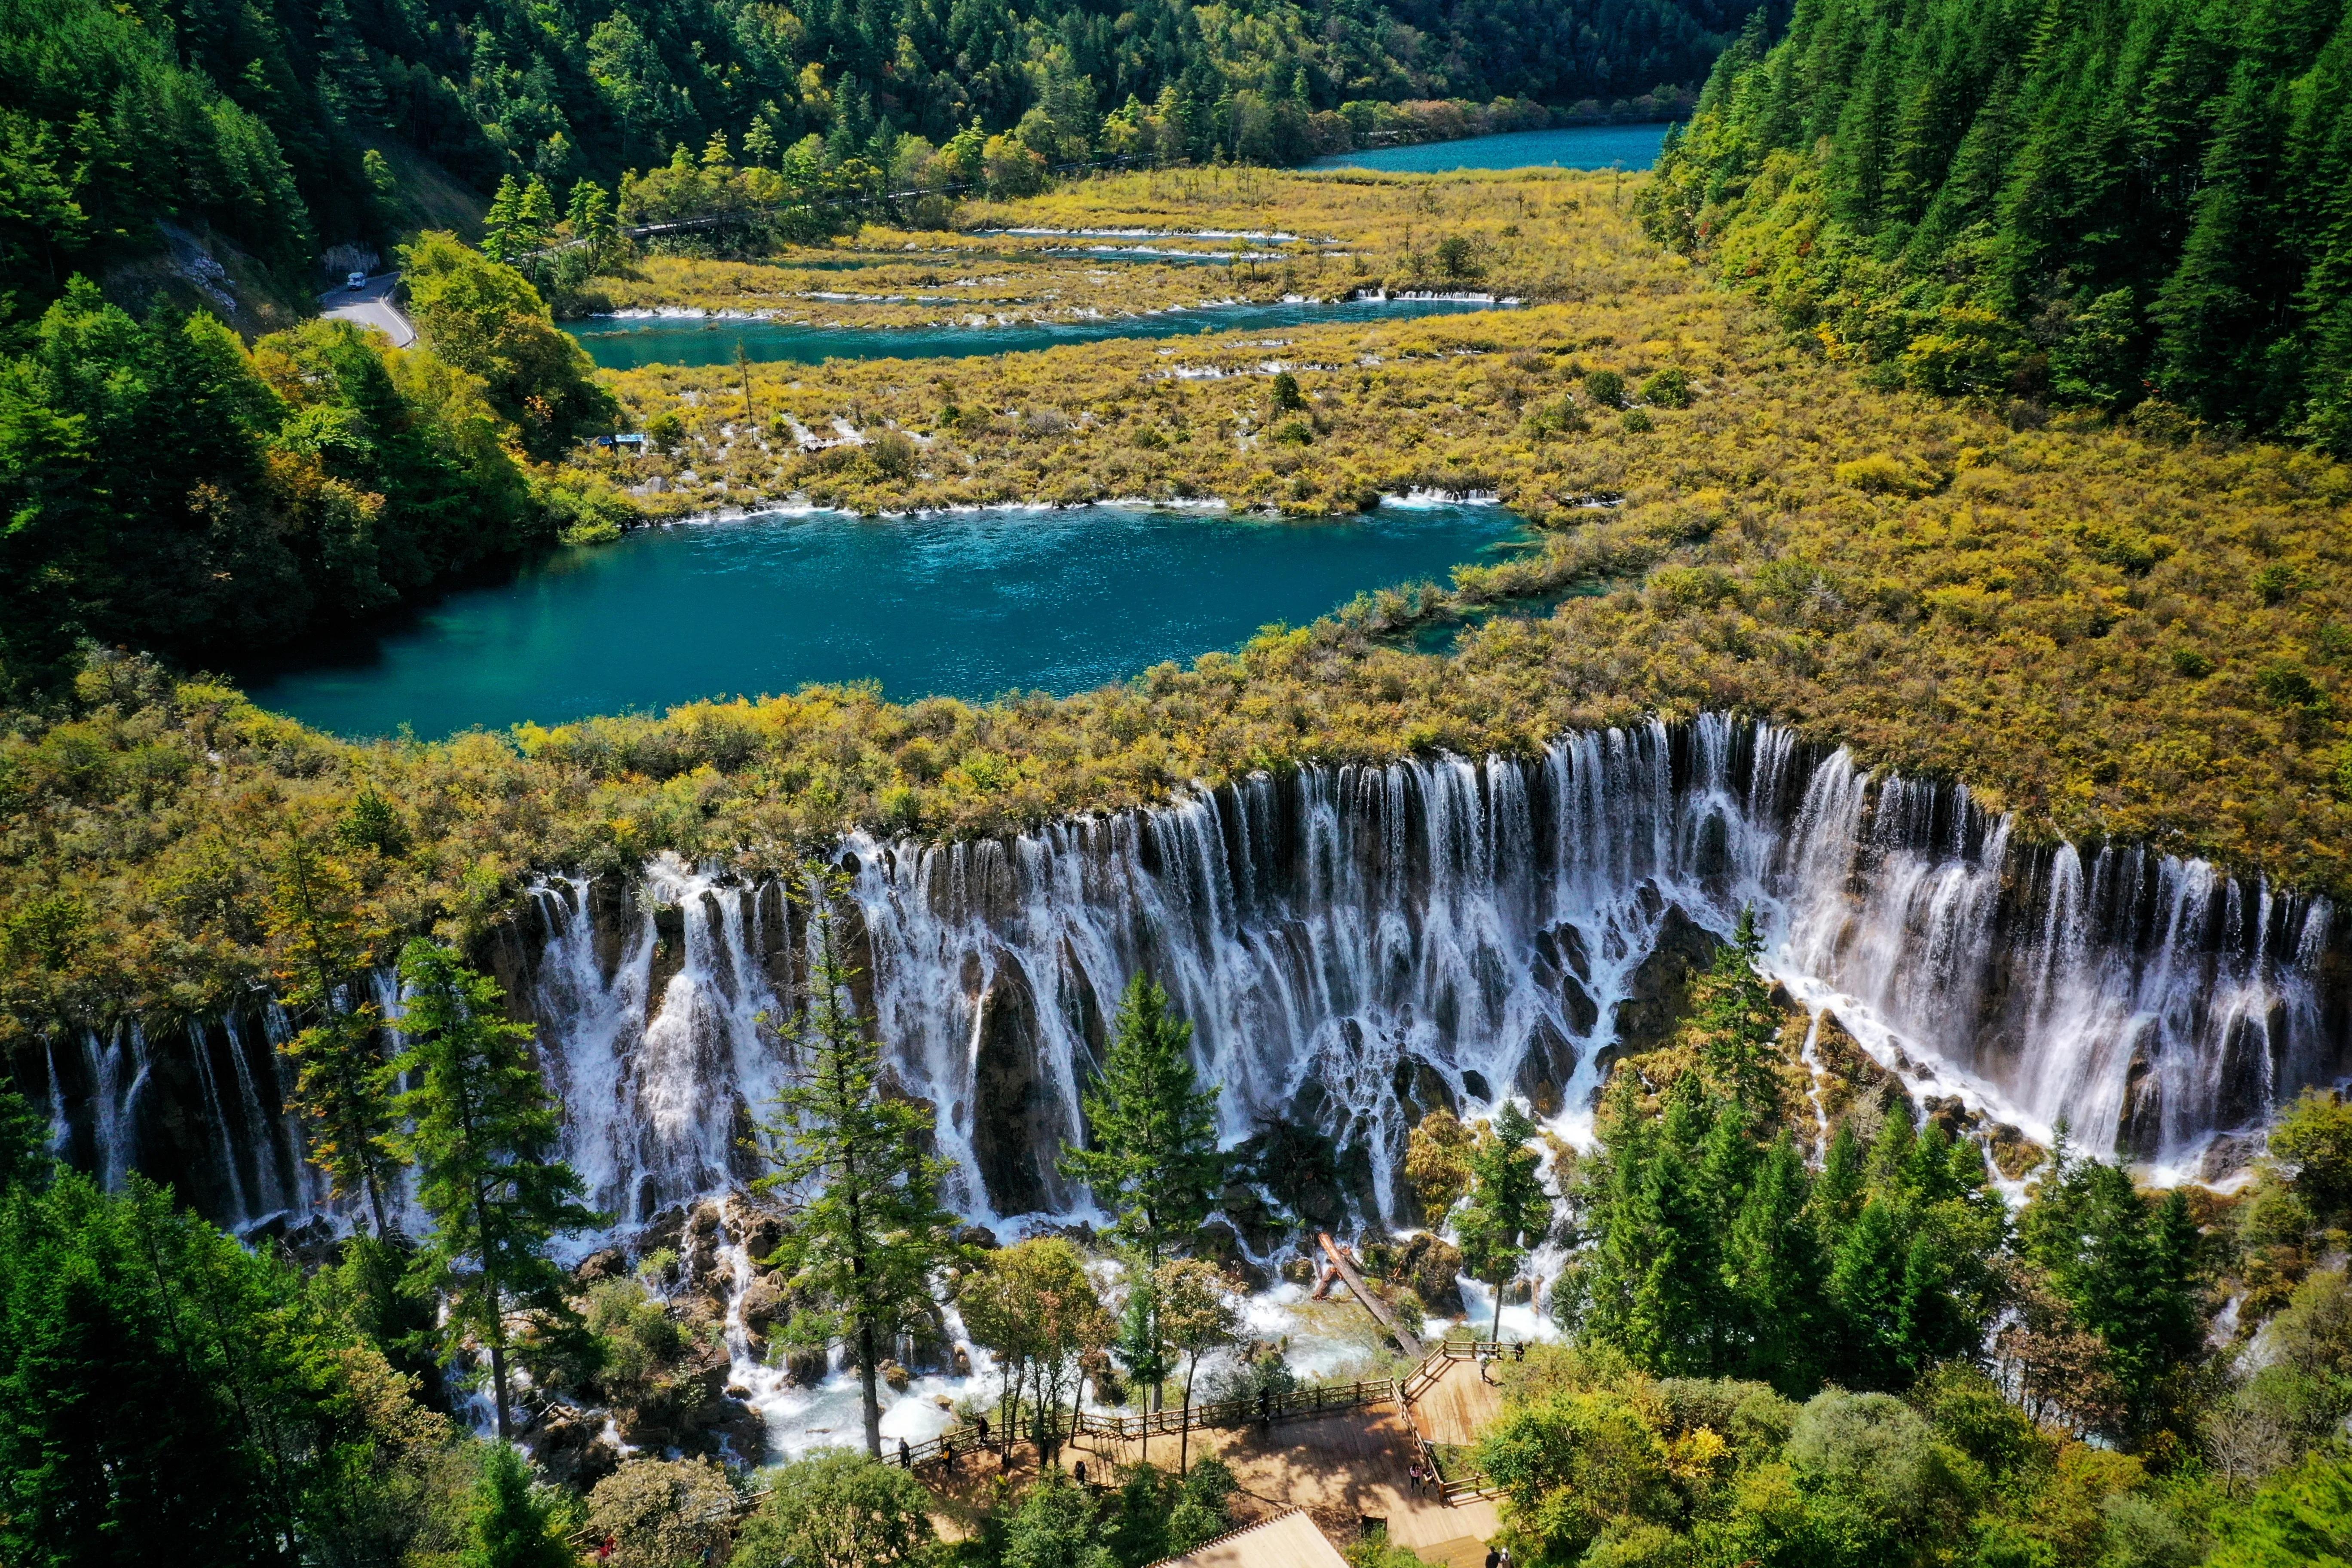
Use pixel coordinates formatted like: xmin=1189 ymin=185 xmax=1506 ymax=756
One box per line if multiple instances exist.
xmin=239 ymin=501 xmax=1533 ymax=739
xmin=1311 ymin=122 xmax=1671 ymax=173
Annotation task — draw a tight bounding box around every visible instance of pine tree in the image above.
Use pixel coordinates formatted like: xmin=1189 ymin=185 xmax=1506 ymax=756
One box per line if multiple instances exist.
xmin=743 ymin=117 xmax=780 ymax=168
xmin=481 ymin=175 xmax=525 ymax=266
xmin=1687 ymin=906 xmax=1782 ymax=1115
xmin=1726 ymin=1132 xmax=1822 ymax=1390
xmin=1058 ymin=973 xmax=1223 ymax=1414
xmin=463 ymin=1442 xmax=576 ymax=1568
xmin=0 ymin=1175 xmax=319 ymax=1561
xmin=516 ymin=175 xmax=557 ymax=255
xmin=1619 ymin=1081 xmax=1715 ymax=1370
xmin=2020 ymin=1148 xmax=2203 ymax=1430
xmin=752 ymin=870 xmax=963 ymax=1458
xmin=266 ymin=822 xmax=398 ymax=1236
xmin=393 ymin=940 xmax=596 ymax=1440
xmin=1458 ymin=1100 xmax=1554 ymax=1341
xmin=0 ymin=1081 xmax=50 ymax=1195
xmin=1058 ymin=974 xmax=1225 ymax=1268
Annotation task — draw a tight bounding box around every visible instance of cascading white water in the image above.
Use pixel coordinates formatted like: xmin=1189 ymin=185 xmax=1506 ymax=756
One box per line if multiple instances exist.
xmin=35 ymin=716 xmax=2346 ymax=1234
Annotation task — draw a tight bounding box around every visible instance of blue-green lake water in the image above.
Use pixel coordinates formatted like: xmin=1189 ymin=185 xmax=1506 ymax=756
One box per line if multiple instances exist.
xmin=1312 ymin=123 xmax=1671 ymax=173
xmin=568 ymin=295 xmax=1507 ymax=370
xmin=240 ymin=503 xmax=1532 ymax=738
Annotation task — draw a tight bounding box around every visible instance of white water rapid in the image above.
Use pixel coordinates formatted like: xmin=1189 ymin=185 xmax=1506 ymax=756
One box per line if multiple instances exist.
xmin=29 ymin=717 xmax=2346 ymax=1240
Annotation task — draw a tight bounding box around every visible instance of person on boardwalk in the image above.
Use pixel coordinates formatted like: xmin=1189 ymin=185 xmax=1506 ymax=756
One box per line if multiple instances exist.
xmin=1075 ymin=1459 xmax=1089 ymax=1487
xmin=900 ymin=1436 xmax=912 ymax=1468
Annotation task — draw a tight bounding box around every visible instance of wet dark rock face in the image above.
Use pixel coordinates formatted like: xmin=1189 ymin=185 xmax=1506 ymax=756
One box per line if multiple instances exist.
xmin=1605 ymin=904 xmax=1725 ymax=1068
xmin=969 ymin=956 xmax=1064 ymax=1216
xmin=24 ymin=718 xmax=2350 ymax=1249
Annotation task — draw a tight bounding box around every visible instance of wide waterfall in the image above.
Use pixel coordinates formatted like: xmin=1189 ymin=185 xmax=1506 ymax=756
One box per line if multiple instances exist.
xmin=24 ymin=716 xmax=2347 ymax=1238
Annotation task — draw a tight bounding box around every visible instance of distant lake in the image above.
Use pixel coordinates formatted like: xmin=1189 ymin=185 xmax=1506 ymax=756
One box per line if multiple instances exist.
xmin=1311 ymin=123 xmax=1672 ymax=174
xmin=566 ymin=295 xmax=1510 ymax=370
xmin=239 ymin=502 xmax=1533 ymax=739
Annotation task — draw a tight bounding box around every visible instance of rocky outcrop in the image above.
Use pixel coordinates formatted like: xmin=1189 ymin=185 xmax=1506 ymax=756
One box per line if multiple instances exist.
xmin=1605 ymin=903 xmax=1725 ymax=1063
xmin=1811 ymin=1011 xmax=1915 ymax=1130
xmin=1515 ymin=1018 xmax=1582 ymax=1118
xmin=1390 ymin=1232 xmax=1466 ymax=1315
xmin=969 ymin=955 xmax=1063 ymax=1215
xmin=526 ymin=1406 xmax=622 ymax=1491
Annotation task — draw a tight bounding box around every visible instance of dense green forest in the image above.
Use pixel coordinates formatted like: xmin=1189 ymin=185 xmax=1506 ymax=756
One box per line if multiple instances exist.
xmin=1637 ymin=0 xmax=2352 ymax=451
xmin=1 ymin=0 xmax=1764 ymax=322
xmin=0 ymin=242 xmax=628 ymax=697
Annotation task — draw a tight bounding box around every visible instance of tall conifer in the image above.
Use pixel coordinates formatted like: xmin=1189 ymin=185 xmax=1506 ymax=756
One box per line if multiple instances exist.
xmin=393 ymin=940 xmax=595 ymax=1439
xmin=1058 ymin=973 xmax=1224 ymax=1409
xmin=266 ymin=823 xmax=398 ymax=1237
xmin=752 ymin=870 xmax=962 ymax=1458
xmin=1459 ymin=1100 xmax=1554 ymax=1341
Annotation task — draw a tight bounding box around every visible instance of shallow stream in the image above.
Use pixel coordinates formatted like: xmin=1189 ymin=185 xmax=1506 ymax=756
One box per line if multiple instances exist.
xmin=567 ymin=295 xmax=1509 ymax=369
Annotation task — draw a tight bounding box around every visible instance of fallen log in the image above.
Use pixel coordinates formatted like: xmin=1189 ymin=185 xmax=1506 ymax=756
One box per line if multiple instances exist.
xmin=1317 ymin=1231 xmax=1424 ymax=1359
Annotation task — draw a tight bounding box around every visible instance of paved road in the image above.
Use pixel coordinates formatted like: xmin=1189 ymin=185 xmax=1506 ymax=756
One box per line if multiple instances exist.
xmin=318 ymin=272 xmax=416 ymax=348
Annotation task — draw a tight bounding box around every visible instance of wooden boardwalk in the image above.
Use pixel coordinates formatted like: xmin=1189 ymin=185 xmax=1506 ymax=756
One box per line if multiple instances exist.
xmin=1407 ymin=1357 xmax=1506 ymax=1448
xmin=1082 ymin=1396 xmax=1499 ymax=1556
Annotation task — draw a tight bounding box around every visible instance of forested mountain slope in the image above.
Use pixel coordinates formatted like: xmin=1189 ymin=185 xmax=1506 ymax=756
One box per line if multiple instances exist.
xmin=1638 ymin=0 xmax=2352 ymax=451
xmin=0 ymin=0 xmax=1765 ymax=322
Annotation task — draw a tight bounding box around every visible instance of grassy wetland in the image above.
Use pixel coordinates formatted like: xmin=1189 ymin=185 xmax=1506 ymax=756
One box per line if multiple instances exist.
xmin=4 ymin=162 xmax=2350 ymax=1034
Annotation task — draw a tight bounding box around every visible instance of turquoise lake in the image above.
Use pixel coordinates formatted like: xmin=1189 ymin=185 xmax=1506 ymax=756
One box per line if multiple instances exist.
xmin=567 ymin=295 xmax=1507 ymax=370
xmin=1311 ymin=122 xmax=1671 ymax=173
xmin=239 ymin=503 xmax=1533 ymax=738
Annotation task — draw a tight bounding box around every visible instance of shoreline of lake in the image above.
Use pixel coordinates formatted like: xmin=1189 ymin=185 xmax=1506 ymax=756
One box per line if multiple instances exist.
xmin=564 ymin=294 xmax=1517 ymax=370
xmin=1311 ymin=121 xmax=1673 ymax=173
xmin=235 ymin=499 xmax=1535 ymax=739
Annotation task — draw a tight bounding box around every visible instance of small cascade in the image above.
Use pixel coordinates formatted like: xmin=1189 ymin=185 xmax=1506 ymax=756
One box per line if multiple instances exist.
xmin=41 ymin=1037 xmax=70 ymax=1162
xmin=76 ymin=1024 xmax=148 ymax=1191
xmin=221 ymin=1015 xmax=296 ymax=1224
xmin=186 ymin=1021 xmax=253 ymax=1224
xmin=29 ymin=715 xmax=2348 ymax=1237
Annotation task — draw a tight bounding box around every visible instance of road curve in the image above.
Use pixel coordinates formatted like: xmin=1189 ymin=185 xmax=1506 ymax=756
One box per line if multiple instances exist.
xmin=318 ymin=273 xmax=417 ymax=348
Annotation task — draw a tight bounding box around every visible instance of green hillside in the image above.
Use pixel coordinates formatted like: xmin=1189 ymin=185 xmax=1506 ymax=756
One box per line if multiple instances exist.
xmin=1 ymin=0 xmax=1764 ymax=320
xmin=1639 ymin=0 xmax=2352 ymax=450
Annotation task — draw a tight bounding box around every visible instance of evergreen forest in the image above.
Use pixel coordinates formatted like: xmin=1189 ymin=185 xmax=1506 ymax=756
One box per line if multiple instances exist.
xmin=1 ymin=0 xmax=1764 ymax=322
xmin=1639 ymin=0 xmax=2352 ymax=451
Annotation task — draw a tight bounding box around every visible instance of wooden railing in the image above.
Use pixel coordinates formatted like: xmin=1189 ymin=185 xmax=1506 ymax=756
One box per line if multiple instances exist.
xmin=855 ymin=1372 xmax=1405 ymax=1474
xmin=564 ymin=1336 xmax=1524 ymax=1548
xmin=1076 ymin=1376 xmax=1396 ymax=1439
xmin=1396 ymin=1339 xmax=1517 ymax=1504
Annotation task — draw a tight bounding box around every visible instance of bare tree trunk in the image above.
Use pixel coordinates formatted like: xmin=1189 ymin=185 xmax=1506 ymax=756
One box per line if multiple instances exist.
xmin=1006 ymin=1360 xmax=1025 ymax=1465
xmin=489 ymin=1337 xmax=511 ymax=1441
xmin=1180 ymin=1352 xmax=1197 ymax=1476
xmin=858 ymin=1318 xmax=882 ymax=1458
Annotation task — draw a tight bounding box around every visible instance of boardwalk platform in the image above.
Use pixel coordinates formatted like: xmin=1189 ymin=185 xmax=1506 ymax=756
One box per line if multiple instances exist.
xmin=1082 ymin=1396 xmax=1501 ymax=1556
xmin=1407 ymin=1357 xmax=1507 ymax=1448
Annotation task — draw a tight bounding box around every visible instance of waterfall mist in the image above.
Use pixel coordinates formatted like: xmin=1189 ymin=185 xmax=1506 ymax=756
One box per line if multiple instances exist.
xmin=25 ymin=717 xmax=2345 ymax=1239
